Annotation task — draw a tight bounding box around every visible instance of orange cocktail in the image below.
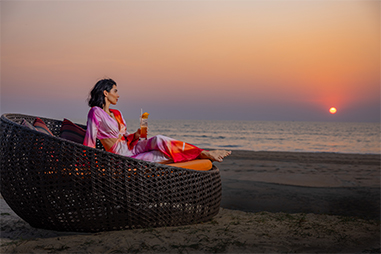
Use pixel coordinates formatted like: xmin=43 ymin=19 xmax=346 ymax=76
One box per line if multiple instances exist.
xmin=140 ymin=112 xmax=149 ymax=139
xmin=140 ymin=126 xmax=147 ymax=139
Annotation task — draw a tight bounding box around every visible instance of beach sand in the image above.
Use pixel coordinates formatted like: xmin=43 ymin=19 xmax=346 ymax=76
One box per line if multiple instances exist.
xmin=1 ymin=150 xmax=380 ymax=253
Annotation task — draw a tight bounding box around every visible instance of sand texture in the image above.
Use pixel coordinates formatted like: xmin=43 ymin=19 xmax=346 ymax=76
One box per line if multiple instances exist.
xmin=1 ymin=150 xmax=380 ymax=253
xmin=218 ymin=151 xmax=380 ymax=220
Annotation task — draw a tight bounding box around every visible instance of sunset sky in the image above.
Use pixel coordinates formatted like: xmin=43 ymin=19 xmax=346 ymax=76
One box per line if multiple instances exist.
xmin=1 ymin=0 xmax=379 ymax=123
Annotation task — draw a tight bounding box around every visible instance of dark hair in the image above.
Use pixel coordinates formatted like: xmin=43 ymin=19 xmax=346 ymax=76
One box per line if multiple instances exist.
xmin=88 ymin=79 xmax=117 ymax=108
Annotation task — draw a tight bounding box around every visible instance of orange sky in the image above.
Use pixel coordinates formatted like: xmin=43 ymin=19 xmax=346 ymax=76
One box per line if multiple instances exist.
xmin=1 ymin=1 xmax=379 ymax=122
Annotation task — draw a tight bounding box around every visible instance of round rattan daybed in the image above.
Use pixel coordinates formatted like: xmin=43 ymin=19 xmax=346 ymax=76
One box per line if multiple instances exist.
xmin=0 ymin=113 xmax=221 ymax=232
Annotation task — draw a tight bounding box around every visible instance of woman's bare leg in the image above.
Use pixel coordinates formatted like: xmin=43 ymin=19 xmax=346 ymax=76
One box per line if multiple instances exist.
xmin=199 ymin=150 xmax=231 ymax=162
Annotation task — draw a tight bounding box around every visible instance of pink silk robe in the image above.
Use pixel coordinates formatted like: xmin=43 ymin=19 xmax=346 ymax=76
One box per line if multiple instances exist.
xmin=83 ymin=107 xmax=203 ymax=163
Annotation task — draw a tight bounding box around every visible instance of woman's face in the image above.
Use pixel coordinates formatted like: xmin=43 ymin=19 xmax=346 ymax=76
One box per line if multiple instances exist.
xmin=104 ymin=85 xmax=119 ymax=105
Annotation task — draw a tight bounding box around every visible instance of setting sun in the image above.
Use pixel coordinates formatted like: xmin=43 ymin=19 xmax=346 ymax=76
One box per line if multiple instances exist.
xmin=329 ymin=107 xmax=337 ymax=114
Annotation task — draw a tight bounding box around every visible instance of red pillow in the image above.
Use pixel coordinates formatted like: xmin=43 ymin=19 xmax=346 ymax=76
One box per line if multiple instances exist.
xmin=60 ymin=119 xmax=86 ymax=144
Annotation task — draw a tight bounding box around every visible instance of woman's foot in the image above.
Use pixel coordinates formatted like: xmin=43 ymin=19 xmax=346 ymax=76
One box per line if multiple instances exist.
xmin=200 ymin=150 xmax=231 ymax=162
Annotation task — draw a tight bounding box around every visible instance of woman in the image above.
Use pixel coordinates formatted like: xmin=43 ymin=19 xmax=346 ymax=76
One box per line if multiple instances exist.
xmin=84 ymin=79 xmax=231 ymax=163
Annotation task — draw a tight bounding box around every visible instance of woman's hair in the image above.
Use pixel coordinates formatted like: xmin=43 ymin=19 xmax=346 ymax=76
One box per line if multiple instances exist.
xmin=88 ymin=79 xmax=117 ymax=108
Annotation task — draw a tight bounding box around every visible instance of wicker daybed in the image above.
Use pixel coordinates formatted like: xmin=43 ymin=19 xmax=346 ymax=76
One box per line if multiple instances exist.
xmin=0 ymin=113 xmax=221 ymax=232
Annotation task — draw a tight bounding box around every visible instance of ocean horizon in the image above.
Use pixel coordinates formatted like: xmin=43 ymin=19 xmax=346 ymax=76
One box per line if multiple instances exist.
xmin=102 ymin=119 xmax=381 ymax=155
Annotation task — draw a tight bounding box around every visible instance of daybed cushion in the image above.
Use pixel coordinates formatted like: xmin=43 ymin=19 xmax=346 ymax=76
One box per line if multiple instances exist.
xmin=167 ymin=159 xmax=213 ymax=171
xmin=60 ymin=118 xmax=86 ymax=144
xmin=33 ymin=117 xmax=54 ymax=136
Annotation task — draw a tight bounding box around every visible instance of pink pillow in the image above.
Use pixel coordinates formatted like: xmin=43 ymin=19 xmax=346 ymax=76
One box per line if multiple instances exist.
xmin=21 ymin=118 xmax=37 ymax=131
xmin=33 ymin=117 xmax=53 ymax=136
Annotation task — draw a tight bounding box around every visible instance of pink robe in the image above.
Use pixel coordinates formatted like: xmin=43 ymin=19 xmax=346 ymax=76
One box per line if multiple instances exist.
xmin=83 ymin=107 xmax=203 ymax=163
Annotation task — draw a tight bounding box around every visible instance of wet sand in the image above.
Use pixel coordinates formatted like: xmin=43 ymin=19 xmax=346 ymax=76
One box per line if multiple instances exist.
xmin=1 ymin=150 xmax=380 ymax=253
xmin=219 ymin=151 xmax=380 ymax=220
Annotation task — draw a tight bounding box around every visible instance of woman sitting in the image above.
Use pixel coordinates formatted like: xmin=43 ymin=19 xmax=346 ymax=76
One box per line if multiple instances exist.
xmin=83 ymin=79 xmax=231 ymax=164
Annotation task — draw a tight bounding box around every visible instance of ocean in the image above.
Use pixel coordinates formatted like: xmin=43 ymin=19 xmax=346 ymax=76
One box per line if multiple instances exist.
xmin=123 ymin=119 xmax=380 ymax=155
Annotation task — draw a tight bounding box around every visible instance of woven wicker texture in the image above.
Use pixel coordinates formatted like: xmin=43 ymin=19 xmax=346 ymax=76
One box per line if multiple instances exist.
xmin=0 ymin=114 xmax=221 ymax=232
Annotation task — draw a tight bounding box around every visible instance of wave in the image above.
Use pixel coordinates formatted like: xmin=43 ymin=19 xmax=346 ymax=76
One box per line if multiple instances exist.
xmin=218 ymin=145 xmax=243 ymax=148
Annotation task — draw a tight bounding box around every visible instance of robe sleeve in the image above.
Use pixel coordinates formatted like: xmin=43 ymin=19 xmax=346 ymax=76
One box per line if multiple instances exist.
xmin=83 ymin=107 xmax=100 ymax=148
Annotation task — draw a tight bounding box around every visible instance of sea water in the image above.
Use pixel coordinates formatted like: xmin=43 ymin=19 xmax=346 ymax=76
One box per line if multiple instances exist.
xmin=124 ymin=120 xmax=380 ymax=154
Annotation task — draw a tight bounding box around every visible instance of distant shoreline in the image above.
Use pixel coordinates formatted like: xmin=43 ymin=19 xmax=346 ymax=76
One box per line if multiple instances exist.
xmin=217 ymin=149 xmax=381 ymax=161
xmin=217 ymin=148 xmax=381 ymax=155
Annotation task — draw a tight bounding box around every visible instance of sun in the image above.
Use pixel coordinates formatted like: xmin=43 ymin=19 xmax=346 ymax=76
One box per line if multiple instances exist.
xmin=329 ymin=107 xmax=337 ymax=114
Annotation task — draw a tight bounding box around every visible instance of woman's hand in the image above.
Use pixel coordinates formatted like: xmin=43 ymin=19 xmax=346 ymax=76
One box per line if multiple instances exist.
xmin=134 ymin=129 xmax=141 ymax=140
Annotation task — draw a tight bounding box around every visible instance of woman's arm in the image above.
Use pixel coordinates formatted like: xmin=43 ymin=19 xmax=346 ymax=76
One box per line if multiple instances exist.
xmin=125 ymin=129 xmax=141 ymax=150
xmin=114 ymin=109 xmax=142 ymax=150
